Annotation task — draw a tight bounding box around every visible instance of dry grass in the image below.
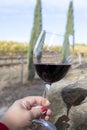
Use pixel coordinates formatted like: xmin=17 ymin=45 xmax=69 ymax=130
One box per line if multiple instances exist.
xmin=0 ymin=64 xmax=28 ymax=90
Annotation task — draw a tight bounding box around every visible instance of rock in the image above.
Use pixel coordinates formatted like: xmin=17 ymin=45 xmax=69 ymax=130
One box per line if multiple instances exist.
xmin=48 ymin=69 xmax=87 ymax=130
xmin=61 ymin=87 xmax=87 ymax=116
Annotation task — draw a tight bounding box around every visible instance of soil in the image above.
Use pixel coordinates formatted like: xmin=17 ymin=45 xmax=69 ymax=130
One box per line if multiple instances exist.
xmin=0 ymin=78 xmax=44 ymax=108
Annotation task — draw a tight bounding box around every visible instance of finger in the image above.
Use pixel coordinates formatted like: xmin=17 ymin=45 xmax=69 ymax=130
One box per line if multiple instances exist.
xmin=29 ymin=106 xmax=43 ymax=119
xmin=40 ymin=108 xmax=52 ymax=121
xmin=28 ymin=105 xmax=51 ymax=120
xmin=44 ymin=110 xmax=52 ymax=121
xmin=45 ymin=116 xmax=50 ymax=121
xmin=22 ymin=96 xmax=50 ymax=107
xmin=46 ymin=109 xmax=52 ymax=116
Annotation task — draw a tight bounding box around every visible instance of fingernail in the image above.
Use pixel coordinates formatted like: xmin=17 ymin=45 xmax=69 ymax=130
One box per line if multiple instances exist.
xmin=42 ymin=99 xmax=50 ymax=106
xmin=41 ymin=106 xmax=47 ymax=112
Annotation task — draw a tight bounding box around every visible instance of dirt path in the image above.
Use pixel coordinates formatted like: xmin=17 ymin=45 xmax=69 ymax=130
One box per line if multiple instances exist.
xmin=0 ymin=79 xmax=44 ymax=108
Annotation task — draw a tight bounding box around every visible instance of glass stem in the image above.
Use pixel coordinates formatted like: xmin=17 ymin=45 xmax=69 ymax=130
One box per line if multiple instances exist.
xmin=42 ymin=84 xmax=51 ymax=106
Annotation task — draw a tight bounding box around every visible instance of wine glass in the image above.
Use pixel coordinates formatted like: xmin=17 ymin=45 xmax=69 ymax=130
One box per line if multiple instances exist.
xmin=32 ymin=30 xmax=73 ymax=129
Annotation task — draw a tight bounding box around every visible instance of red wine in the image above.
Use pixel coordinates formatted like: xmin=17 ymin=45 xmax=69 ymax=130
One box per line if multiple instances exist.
xmin=34 ymin=64 xmax=71 ymax=84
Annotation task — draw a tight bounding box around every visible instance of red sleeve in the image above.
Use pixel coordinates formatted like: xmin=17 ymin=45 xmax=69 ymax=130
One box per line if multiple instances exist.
xmin=0 ymin=122 xmax=9 ymax=130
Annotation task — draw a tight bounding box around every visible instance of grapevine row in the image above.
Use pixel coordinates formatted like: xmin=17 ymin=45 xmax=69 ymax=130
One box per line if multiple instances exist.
xmin=0 ymin=41 xmax=28 ymax=56
xmin=0 ymin=41 xmax=87 ymax=56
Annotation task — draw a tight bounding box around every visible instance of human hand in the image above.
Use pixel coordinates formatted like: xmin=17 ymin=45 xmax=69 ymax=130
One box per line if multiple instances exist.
xmin=1 ymin=96 xmax=51 ymax=130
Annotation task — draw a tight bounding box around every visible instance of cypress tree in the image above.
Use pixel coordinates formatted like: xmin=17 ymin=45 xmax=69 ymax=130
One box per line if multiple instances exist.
xmin=62 ymin=34 xmax=70 ymax=63
xmin=27 ymin=0 xmax=42 ymax=81
xmin=66 ymin=0 xmax=74 ymax=36
xmin=62 ymin=0 xmax=74 ymax=62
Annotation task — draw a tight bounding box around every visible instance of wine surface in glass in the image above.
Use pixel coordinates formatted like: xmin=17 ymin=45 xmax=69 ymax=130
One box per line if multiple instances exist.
xmin=34 ymin=63 xmax=71 ymax=84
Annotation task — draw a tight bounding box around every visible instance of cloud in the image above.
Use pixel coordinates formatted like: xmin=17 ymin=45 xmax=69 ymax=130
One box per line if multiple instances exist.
xmin=0 ymin=0 xmax=87 ymax=11
xmin=74 ymin=0 xmax=87 ymax=9
xmin=0 ymin=0 xmax=24 ymax=6
xmin=42 ymin=0 xmax=87 ymax=13
xmin=0 ymin=0 xmax=36 ymax=7
xmin=0 ymin=0 xmax=36 ymax=15
xmin=42 ymin=0 xmax=70 ymax=7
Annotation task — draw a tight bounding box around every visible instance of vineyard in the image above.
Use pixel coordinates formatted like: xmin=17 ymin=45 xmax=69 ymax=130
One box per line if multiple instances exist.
xmin=0 ymin=41 xmax=87 ymax=56
xmin=0 ymin=41 xmax=28 ymax=56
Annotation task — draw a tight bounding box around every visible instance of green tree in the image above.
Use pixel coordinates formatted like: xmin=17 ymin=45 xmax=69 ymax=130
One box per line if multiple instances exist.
xmin=62 ymin=34 xmax=70 ymax=62
xmin=66 ymin=0 xmax=74 ymax=37
xmin=62 ymin=0 xmax=74 ymax=62
xmin=27 ymin=0 xmax=42 ymax=81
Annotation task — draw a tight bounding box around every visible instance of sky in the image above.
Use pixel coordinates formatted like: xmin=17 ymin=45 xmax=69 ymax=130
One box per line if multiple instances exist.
xmin=0 ymin=0 xmax=87 ymax=44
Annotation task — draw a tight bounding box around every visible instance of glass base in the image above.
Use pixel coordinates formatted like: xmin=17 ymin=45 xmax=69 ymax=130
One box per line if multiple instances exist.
xmin=32 ymin=119 xmax=57 ymax=130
